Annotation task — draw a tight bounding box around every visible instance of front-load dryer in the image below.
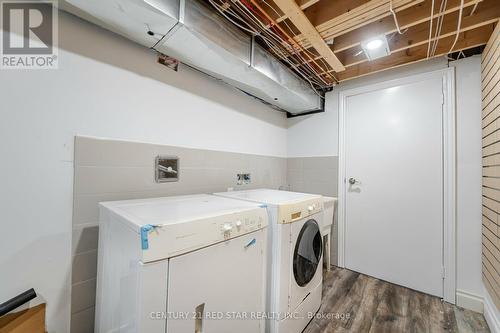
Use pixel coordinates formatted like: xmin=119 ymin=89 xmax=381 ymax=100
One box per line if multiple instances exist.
xmin=95 ymin=194 xmax=268 ymax=333
xmin=214 ymin=189 xmax=324 ymax=333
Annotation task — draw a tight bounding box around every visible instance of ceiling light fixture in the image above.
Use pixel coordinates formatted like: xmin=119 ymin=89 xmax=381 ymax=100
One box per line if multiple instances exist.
xmin=366 ymin=39 xmax=384 ymax=50
xmin=361 ymin=35 xmax=390 ymax=60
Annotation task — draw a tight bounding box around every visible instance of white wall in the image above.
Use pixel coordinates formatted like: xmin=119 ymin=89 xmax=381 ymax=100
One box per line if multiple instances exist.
xmin=0 ymin=12 xmax=287 ymax=332
xmin=453 ymin=56 xmax=484 ymax=310
xmin=287 ymin=94 xmax=339 ymax=157
xmin=287 ymin=56 xmax=484 ymax=310
xmin=287 ymin=58 xmax=448 ymax=157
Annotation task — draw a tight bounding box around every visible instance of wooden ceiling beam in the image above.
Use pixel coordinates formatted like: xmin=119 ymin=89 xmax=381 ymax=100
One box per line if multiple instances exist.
xmin=337 ymin=0 xmax=500 ymax=67
xmin=301 ymin=0 xmax=369 ymax=27
xmin=294 ymin=0 xmax=423 ymax=48
xmin=292 ymin=0 xmax=485 ymax=68
xmin=259 ymin=0 xmax=320 ymax=29
xmin=271 ymin=0 xmax=346 ymax=72
xmin=246 ymin=0 xmax=337 ymax=85
xmin=334 ymin=23 xmax=496 ymax=81
xmin=275 ymin=0 xmax=320 ymax=23
xmin=331 ymin=0 xmax=483 ymax=53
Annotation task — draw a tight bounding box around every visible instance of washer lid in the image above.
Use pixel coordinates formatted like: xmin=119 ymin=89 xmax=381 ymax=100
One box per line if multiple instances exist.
xmin=214 ymin=189 xmax=321 ymax=205
xmin=214 ymin=189 xmax=323 ymax=223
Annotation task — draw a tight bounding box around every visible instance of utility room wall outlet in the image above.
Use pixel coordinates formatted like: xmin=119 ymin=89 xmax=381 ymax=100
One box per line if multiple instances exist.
xmin=237 ymin=173 xmax=251 ymax=185
xmin=155 ymin=156 xmax=179 ymax=183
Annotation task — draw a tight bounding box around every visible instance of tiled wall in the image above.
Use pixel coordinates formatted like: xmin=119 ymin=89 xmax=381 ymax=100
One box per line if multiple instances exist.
xmin=287 ymin=156 xmax=338 ymax=197
xmin=482 ymin=23 xmax=500 ymax=310
xmin=71 ymin=136 xmax=287 ymax=333
xmin=287 ymin=156 xmax=339 ymax=264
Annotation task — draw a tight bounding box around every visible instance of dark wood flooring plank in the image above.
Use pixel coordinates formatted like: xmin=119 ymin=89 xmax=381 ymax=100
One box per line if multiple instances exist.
xmin=328 ymin=275 xmax=386 ymax=333
xmin=303 ymin=267 xmax=360 ymax=333
xmin=340 ymin=277 xmax=387 ymax=333
xmin=454 ymin=307 xmax=490 ymax=333
xmin=405 ymin=290 xmax=452 ymax=333
xmin=368 ymin=283 xmax=410 ymax=333
xmin=442 ymin=299 xmax=460 ymax=332
xmin=306 ymin=267 xmax=490 ymax=333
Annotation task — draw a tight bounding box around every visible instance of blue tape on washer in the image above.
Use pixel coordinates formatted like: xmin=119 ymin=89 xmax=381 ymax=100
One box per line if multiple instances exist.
xmin=259 ymin=204 xmax=267 ymax=208
xmin=244 ymin=238 xmax=257 ymax=249
xmin=140 ymin=224 xmax=155 ymax=250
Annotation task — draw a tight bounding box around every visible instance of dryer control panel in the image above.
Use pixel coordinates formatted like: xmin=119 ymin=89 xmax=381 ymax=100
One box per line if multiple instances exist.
xmin=141 ymin=207 xmax=268 ymax=262
xmin=219 ymin=215 xmax=264 ymax=239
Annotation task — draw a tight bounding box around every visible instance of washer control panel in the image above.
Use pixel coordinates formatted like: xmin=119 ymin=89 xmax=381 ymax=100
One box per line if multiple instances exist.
xmin=278 ymin=197 xmax=323 ymax=224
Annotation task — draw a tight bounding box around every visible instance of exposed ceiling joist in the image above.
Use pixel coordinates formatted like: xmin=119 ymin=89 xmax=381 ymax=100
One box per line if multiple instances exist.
xmin=274 ymin=0 xmax=320 ymax=23
xmin=331 ymin=0 xmax=483 ymax=53
xmin=207 ymin=0 xmax=498 ymax=84
xmin=295 ymin=0 xmax=423 ymax=48
xmin=335 ymin=23 xmax=496 ymax=81
xmin=246 ymin=0 xmax=337 ymax=85
xmin=292 ymin=0 xmax=492 ymax=69
xmin=271 ymin=0 xmax=346 ymax=72
xmin=337 ymin=0 xmax=500 ymax=67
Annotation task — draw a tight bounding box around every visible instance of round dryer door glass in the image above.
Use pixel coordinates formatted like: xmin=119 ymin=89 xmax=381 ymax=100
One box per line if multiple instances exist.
xmin=293 ymin=219 xmax=323 ymax=287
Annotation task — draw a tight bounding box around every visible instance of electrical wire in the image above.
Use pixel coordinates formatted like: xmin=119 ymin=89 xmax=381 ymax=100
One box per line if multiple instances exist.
xmin=469 ymin=2 xmax=478 ymax=16
xmin=240 ymin=0 xmax=334 ymax=84
xmin=208 ymin=0 xmax=329 ymax=94
xmin=426 ymin=0 xmax=435 ymax=58
xmin=233 ymin=0 xmax=322 ymax=80
xmin=231 ymin=0 xmax=334 ymax=85
xmin=228 ymin=0 xmax=332 ymax=86
xmin=208 ymin=0 xmax=259 ymax=35
xmin=212 ymin=0 xmax=338 ymax=88
xmin=430 ymin=0 xmax=447 ymax=57
xmin=259 ymin=0 xmax=335 ymax=81
xmin=389 ymin=0 xmax=408 ymax=34
xmin=448 ymin=0 xmax=464 ymax=54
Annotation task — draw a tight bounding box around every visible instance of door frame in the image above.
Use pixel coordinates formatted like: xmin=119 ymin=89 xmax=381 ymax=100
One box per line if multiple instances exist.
xmin=337 ymin=68 xmax=456 ymax=304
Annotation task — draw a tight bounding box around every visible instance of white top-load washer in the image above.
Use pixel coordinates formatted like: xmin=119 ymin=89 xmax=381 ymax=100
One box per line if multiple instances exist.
xmin=214 ymin=189 xmax=324 ymax=333
xmin=95 ymin=194 xmax=268 ymax=333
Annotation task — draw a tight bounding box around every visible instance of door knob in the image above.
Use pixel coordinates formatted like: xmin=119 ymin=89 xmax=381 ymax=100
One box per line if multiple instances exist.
xmin=348 ymin=177 xmax=359 ymax=185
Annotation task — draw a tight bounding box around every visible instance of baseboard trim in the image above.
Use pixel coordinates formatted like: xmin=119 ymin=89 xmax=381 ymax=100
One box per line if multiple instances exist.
xmin=484 ymin=287 xmax=500 ymax=333
xmin=456 ymin=289 xmax=484 ymax=313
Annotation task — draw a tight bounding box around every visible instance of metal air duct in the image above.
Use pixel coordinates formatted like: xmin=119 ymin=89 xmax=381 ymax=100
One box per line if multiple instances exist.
xmin=64 ymin=0 xmax=324 ymax=115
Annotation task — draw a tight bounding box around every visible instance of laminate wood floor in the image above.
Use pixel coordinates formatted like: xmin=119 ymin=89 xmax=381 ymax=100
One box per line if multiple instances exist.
xmin=304 ymin=267 xmax=489 ymax=333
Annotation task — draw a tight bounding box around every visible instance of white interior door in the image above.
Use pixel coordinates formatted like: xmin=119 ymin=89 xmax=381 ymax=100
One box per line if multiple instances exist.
xmin=343 ymin=76 xmax=444 ymax=297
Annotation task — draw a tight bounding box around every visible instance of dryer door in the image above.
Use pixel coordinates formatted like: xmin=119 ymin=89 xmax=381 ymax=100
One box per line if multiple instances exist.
xmin=166 ymin=229 xmax=266 ymax=333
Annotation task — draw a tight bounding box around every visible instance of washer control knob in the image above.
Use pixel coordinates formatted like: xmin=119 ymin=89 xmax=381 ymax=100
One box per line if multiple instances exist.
xmin=223 ymin=223 xmax=233 ymax=231
xmin=308 ymin=205 xmax=314 ymax=212
xmin=235 ymin=220 xmax=242 ymax=227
